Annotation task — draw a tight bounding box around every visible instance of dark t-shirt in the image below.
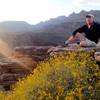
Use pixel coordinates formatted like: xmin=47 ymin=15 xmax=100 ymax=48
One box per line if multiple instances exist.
xmin=72 ymin=22 xmax=100 ymax=43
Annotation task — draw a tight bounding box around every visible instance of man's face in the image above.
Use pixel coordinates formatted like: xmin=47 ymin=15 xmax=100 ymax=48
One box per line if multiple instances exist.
xmin=85 ymin=17 xmax=94 ymax=25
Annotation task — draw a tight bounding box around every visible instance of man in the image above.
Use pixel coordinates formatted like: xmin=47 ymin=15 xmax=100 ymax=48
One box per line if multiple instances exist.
xmin=65 ymin=14 xmax=100 ymax=47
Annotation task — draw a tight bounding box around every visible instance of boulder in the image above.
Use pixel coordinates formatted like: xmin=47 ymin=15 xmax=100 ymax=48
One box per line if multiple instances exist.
xmin=95 ymin=52 xmax=100 ymax=62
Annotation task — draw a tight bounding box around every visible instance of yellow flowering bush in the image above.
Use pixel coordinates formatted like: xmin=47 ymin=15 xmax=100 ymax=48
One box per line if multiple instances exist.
xmin=0 ymin=91 xmax=6 ymax=100
xmin=0 ymin=51 xmax=100 ymax=100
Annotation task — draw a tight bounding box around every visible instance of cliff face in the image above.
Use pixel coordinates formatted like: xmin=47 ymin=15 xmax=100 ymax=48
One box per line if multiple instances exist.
xmin=0 ymin=45 xmax=100 ymax=91
xmin=0 ymin=46 xmax=51 ymax=91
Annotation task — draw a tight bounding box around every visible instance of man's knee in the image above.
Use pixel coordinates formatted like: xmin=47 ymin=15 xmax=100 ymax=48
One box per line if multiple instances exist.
xmin=74 ymin=32 xmax=86 ymax=41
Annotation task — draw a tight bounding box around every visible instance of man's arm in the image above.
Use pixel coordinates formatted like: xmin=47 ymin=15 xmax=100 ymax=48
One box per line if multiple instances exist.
xmin=72 ymin=25 xmax=86 ymax=37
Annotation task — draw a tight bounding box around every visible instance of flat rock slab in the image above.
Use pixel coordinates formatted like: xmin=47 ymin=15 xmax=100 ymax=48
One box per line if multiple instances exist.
xmin=14 ymin=45 xmax=100 ymax=60
xmin=14 ymin=45 xmax=100 ymax=62
xmin=47 ymin=46 xmax=100 ymax=54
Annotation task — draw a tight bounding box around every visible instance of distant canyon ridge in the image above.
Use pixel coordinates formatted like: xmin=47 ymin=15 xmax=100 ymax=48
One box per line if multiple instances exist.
xmin=0 ymin=10 xmax=100 ymax=48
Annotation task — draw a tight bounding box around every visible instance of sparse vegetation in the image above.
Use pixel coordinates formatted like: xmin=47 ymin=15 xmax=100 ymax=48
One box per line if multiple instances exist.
xmin=0 ymin=51 xmax=100 ymax=100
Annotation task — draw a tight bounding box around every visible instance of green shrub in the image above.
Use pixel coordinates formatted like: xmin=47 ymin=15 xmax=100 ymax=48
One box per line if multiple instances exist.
xmin=0 ymin=51 xmax=100 ymax=100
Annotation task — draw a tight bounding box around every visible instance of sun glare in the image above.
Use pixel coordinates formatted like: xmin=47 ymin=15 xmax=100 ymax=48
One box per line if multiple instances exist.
xmin=0 ymin=39 xmax=34 ymax=70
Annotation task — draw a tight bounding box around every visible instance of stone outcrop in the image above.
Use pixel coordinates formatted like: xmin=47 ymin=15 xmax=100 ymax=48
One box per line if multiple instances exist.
xmin=0 ymin=45 xmax=100 ymax=91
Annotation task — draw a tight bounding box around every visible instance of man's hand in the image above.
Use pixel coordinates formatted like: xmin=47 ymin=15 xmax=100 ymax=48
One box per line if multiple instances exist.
xmin=61 ymin=40 xmax=69 ymax=47
xmin=64 ymin=40 xmax=69 ymax=45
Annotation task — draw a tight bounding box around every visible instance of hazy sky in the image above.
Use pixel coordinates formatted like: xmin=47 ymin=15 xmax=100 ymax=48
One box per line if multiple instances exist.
xmin=0 ymin=0 xmax=100 ymax=24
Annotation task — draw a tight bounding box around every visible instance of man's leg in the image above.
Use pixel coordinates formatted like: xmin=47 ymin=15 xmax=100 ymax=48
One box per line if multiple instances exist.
xmin=80 ymin=39 xmax=96 ymax=47
xmin=76 ymin=33 xmax=96 ymax=47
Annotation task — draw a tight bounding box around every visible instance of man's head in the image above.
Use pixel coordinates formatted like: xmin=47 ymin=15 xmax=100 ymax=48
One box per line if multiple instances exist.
xmin=85 ymin=14 xmax=94 ymax=25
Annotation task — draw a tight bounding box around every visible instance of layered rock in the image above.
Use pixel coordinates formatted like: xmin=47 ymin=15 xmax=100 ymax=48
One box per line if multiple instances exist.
xmin=0 ymin=45 xmax=100 ymax=91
